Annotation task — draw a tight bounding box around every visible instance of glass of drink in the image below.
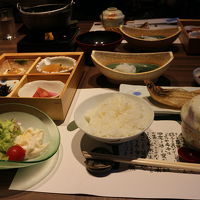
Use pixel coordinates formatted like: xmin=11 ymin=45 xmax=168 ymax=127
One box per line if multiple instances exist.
xmin=0 ymin=8 xmax=15 ymax=40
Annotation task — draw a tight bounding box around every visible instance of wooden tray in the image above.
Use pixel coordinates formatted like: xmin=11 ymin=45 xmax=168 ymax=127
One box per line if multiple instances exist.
xmin=0 ymin=52 xmax=84 ymax=121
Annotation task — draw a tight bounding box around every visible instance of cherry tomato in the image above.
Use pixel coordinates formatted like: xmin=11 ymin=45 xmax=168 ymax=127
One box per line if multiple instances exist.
xmin=6 ymin=145 xmax=26 ymax=161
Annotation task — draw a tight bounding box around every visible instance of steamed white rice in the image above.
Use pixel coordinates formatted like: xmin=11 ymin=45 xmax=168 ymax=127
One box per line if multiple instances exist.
xmin=84 ymin=93 xmax=151 ymax=138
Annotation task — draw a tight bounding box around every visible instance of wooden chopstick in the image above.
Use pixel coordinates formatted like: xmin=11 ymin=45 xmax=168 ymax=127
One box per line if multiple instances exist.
xmin=82 ymin=151 xmax=200 ymax=173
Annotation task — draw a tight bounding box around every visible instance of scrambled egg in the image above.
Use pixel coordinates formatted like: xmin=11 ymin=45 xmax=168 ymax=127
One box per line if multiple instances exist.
xmin=14 ymin=128 xmax=48 ymax=159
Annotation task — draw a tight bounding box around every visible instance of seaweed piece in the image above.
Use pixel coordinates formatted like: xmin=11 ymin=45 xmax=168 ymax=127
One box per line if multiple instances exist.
xmin=0 ymin=85 xmax=11 ymax=96
xmin=135 ymin=63 xmax=159 ymax=73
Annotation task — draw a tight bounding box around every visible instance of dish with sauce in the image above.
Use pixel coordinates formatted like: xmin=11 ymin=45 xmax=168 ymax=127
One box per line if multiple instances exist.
xmin=0 ymin=59 xmax=35 ymax=75
xmin=36 ymin=56 xmax=76 ymax=73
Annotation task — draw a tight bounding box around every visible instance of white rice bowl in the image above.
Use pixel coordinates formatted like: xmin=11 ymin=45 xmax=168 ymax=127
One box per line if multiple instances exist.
xmin=74 ymin=92 xmax=154 ymax=143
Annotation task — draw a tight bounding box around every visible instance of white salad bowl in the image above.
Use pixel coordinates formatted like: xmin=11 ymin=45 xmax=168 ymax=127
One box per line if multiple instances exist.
xmin=74 ymin=92 xmax=154 ymax=143
xmin=0 ymin=103 xmax=60 ymax=169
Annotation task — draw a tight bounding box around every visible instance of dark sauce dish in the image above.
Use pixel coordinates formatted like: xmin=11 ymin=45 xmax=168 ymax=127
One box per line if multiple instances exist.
xmin=75 ymin=31 xmax=123 ymax=52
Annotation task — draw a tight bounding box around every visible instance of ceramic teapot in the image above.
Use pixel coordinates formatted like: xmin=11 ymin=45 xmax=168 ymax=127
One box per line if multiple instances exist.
xmin=100 ymin=7 xmax=125 ymax=28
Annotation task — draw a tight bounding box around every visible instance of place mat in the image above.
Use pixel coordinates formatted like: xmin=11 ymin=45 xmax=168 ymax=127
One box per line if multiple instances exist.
xmin=10 ymin=88 xmax=200 ymax=199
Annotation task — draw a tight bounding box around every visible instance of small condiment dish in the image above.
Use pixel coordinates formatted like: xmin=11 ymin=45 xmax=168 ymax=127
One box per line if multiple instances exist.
xmin=36 ymin=56 xmax=76 ymax=73
xmin=18 ymin=80 xmax=65 ymax=98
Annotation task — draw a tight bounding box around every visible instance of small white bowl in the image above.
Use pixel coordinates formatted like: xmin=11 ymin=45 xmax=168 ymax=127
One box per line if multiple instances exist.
xmin=36 ymin=56 xmax=76 ymax=73
xmin=74 ymin=92 xmax=154 ymax=143
xmin=18 ymin=80 xmax=65 ymax=98
xmin=193 ymin=67 xmax=200 ymax=85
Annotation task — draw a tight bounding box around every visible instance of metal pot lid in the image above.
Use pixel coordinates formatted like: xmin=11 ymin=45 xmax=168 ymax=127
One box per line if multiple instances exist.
xmin=17 ymin=0 xmax=74 ymax=15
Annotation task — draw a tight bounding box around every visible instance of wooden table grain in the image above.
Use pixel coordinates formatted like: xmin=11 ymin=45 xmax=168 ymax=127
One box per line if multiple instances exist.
xmin=0 ymin=21 xmax=200 ymax=200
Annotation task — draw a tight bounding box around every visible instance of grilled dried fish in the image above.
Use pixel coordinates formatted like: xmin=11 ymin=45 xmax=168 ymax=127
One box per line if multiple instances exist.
xmin=144 ymin=80 xmax=200 ymax=109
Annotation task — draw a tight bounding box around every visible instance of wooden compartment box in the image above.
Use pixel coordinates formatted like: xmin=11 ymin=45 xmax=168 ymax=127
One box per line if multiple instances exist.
xmin=0 ymin=52 xmax=84 ymax=121
xmin=178 ymin=19 xmax=200 ymax=54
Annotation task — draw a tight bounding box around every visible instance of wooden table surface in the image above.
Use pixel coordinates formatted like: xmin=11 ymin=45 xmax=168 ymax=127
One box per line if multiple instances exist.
xmin=0 ymin=21 xmax=200 ymax=200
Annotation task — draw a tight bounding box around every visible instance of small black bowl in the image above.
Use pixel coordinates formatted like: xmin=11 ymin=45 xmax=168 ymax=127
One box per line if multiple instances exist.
xmin=75 ymin=31 xmax=123 ymax=53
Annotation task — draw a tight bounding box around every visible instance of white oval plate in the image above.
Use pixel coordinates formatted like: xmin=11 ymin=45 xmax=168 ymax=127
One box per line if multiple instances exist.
xmin=18 ymin=80 xmax=65 ymax=98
